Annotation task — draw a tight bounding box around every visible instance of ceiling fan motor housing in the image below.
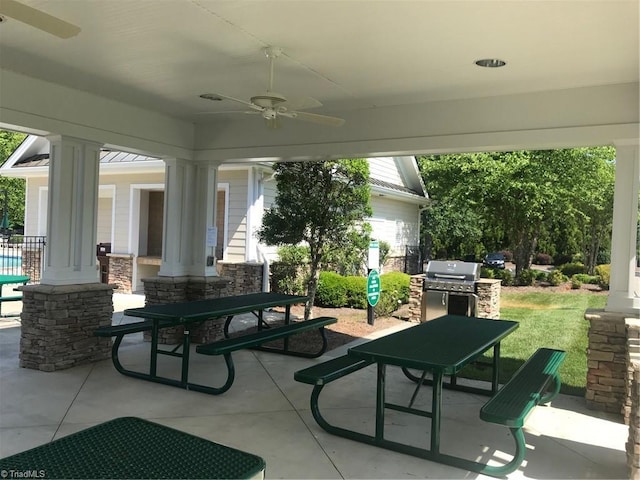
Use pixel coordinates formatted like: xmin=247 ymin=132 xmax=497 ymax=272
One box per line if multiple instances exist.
xmin=251 ymin=92 xmax=287 ymax=108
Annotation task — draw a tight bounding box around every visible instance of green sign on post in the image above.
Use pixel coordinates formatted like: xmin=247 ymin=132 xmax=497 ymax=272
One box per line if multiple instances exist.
xmin=367 ymin=269 xmax=381 ymax=307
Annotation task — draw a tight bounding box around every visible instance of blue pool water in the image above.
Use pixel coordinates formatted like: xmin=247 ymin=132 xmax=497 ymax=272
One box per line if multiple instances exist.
xmin=0 ymin=255 xmax=22 ymax=268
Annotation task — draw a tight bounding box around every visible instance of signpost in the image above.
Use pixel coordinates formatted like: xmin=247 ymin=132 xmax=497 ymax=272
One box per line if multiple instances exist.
xmin=367 ymin=240 xmax=380 ymax=325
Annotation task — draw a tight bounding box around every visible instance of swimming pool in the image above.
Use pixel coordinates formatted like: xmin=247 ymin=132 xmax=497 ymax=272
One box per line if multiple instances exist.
xmin=0 ymin=255 xmax=22 ymax=268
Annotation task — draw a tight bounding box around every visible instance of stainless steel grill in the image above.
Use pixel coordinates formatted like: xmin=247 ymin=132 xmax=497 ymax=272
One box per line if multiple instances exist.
xmin=421 ymin=260 xmax=480 ymax=322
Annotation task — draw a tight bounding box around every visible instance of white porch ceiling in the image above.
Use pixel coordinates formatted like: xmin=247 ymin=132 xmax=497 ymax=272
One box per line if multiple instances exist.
xmin=0 ymin=0 xmax=638 ymax=160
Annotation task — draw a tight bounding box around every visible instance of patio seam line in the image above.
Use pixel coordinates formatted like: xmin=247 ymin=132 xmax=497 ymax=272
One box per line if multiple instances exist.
xmin=53 ymin=361 xmax=96 ymax=440
xmin=254 ymin=352 xmax=345 ymax=478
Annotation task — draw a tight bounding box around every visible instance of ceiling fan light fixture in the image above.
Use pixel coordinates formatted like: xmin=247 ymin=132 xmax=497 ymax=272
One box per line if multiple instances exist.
xmin=475 ymin=58 xmax=506 ymax=68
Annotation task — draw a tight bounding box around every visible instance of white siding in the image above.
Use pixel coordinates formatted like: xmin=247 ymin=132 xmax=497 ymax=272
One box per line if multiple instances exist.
xmin=96 ymin=196 xmax=113 ymax=244
xmin=368 ymin=157 xmax=403 ymax=185
xmin=368 ymin=196 xmax=420 ymax=255
xmin=218 ymin=170 xmax=248 ymax=262
xmin=100 ymin=172 xmax=165 ymax=253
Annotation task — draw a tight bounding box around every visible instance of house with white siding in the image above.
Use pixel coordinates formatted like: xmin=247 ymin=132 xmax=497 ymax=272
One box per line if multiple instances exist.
xmin=2 ymin=135 xmax=429 ymax=293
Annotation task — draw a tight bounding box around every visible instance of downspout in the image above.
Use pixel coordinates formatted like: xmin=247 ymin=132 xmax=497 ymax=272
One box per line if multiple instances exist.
xmin=256 ymin=244 xmax=270 ymax=292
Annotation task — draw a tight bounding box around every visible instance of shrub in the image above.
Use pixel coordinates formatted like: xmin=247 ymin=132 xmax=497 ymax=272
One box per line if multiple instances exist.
xmin=595 ymin=264 xmax=610 ymax=290
xmin=533 ymin=253 xmax=554 ymax=265
xmin=558 ymin=262 xmax=587 ymax=277
xmin=315 ymin=272 xmax=347 ymax=307
xmin=570 ymin=275 xmax=582 ymax=289
xmin=344 ymin=275 xmax=367 ymax=309
xmin=535 ymin=270 xmax=548 ymax=281
xmin=480 ymin=266 xmax=495 ymax=279
xmin=547 ymin=269 xmax=567 ymax=286
xmin=380 ymin=271 xmax=410 ymax=303
xmin=572 ymin=273 xmax=598 ymax=284
xmin=501 ymin=250 xmax=513 ymax=262
xmin=516 ymin=269 xmax=537 ymax=286
xmin=494 ymin=268 xmax=513 ymax=286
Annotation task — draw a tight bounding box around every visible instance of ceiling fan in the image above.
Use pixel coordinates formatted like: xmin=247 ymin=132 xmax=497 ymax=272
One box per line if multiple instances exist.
xmin=199 ymin=46 xmax=345 ymax=129
xmin=0 ymin=0 xmax=80 ymax=38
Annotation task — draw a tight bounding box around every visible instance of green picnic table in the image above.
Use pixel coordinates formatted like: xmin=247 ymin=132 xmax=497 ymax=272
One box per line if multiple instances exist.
xmin=0 ymin=274 xmax=29 ymax=317
xmin=0 ymin=416 xmax=266 ymax=479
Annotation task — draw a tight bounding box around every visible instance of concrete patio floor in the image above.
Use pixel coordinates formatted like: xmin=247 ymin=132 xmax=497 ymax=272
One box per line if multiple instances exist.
xmin=0 ymin=293 xmax=630 ymax=479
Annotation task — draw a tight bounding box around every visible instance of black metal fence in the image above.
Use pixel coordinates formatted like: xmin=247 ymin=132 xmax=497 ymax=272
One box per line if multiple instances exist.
xmin=0 ymin=235 xmax=46 ymax=283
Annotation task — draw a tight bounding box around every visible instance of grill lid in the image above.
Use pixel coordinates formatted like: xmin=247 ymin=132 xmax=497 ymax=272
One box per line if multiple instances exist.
xmin=424 ymin=260 xmax=480 ymax=292
xmin=425 ymin=260 xmax=480 ymax=281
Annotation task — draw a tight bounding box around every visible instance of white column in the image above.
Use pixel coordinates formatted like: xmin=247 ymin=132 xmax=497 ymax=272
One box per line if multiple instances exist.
xmin=190 ymin=161 xmax=220 ymax=276
xmin=41 ymin=136 xmax=101 ymax=285
xmin=606 ymin=141 xmax=640 ymax=315
xmin=159 ymin=158 xmax=220 ymax=277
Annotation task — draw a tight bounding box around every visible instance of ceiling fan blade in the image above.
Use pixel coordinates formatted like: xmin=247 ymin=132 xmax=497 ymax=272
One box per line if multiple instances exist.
xmin=281 ymin=96 xmax=322 ymax=111
xmin=0 ymin=0 xmax=80 ymax=38
xmin=195 ymin=110 xmax=260 ymax=116
xmin=200 ymin=93 xmax=262 ymax=111
xmin=286 ymin=111 xmax=346 ymax=127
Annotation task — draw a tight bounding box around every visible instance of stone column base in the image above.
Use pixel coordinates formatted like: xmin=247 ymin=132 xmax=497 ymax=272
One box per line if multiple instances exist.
xmin=19 ymin=283 xmax=114 ymax=371
xmin=585 ymin=309 xmax=627 ymax=413
xmin=142 ymin=276 xmax=232 ymax=344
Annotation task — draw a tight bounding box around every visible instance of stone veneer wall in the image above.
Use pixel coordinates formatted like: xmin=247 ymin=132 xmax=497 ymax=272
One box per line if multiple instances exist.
xmin=475 ymin=279 xmax=501 ymax=318
xmin=407 ymin=275 xmax=501 ymax=322
xmin=627 ymin=318 xmax=640 ymax=478
xmin=628 ymin=364 xmax=640 ymax=478
xmin=19 ymin=283 xmax=114 ymax=371
xmin=108 ymin=254 xmax=133 ymax=293
xmin=584 ymin=309 xmax=628 ymax=413
xmin=217 ymin=262 xmax=264 ymax=296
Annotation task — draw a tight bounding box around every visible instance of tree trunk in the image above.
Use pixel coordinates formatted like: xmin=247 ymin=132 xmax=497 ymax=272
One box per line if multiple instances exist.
xmin=513 ymin=230 xmax=537 ymax=279
xmin=304 ymin=258 xmax=322 ymax=321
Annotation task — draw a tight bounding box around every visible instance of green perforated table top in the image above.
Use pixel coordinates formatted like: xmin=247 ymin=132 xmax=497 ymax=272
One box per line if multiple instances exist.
xmin=0 ymin=417 xmax=266 ymax=479
xmin=124 ymin=292 xmax=307 ymax=323
xmin=349 ymin=315 xmax=518 ymax=374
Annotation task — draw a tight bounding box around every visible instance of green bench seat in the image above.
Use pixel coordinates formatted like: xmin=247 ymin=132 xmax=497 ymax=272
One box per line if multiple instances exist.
xmin=478 ymin=347 xmax=566 ymax=476
xmin=294 ymin=355 xmax=373 ymax=386
xmin=195 ymin=316 xmax=338 ymax=394
xmin=0 ymin=295 xmax=22 ymax=302
xmin=95 ymin=320 xmax=164 ymax=337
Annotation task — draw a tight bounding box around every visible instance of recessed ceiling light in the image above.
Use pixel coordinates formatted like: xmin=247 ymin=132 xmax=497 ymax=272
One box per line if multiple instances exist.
xmin=475 ymin=58 xmax=506 ymax=68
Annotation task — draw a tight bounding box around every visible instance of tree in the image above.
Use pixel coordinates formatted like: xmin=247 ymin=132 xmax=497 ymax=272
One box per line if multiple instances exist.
xmin=417 ymin=148 xmax=616 ymax=280
xmin=0 ymin=130 xmax=27 ymax=231
xmin=257 ymin=159 xmax=372 ymax=319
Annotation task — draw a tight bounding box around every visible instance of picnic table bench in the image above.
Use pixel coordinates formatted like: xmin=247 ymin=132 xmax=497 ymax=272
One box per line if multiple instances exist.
xmin=196 ymin=316 xmax=337 ymax=394
xmin=294 ymin=315 xmax=566 ymax=477
xmin=0 ymin=416 xmax=266 ymax=479
xmin=479 ymin=347 xmax=566 ymax=476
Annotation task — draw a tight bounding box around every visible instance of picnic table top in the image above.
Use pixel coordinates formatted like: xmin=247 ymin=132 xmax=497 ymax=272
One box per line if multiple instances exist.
xmin=0 ymin=274 xmax=30 ymax=285
xmin=349 ymin=314 xmax=519 ymax=374
xmin=0 ymin=416 xmax=266 ymax=479
xmin=124 ymin=291 xmax=308 ymax=322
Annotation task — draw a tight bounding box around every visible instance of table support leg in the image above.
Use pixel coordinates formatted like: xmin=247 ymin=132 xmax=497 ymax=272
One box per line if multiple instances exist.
xmin=150 ymin=321 xmax=159 ymax=377
xmin=375 ymin=363 xmax=385 ymax=441
xmin=181 ymin=329 xmax=191 ymax=386
xmin=431 ymin=371 xmax=443 ymax=453
xmin=492 ymin=343 xmax=500 ymax=394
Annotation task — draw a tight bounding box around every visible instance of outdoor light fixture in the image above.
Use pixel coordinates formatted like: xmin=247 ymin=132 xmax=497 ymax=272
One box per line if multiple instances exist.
xmin=475 ymin=58 xmax=506 ymax=68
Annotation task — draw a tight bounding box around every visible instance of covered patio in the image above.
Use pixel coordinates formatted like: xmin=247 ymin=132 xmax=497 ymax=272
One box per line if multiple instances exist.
xmin=0 ymin=296 xmax=628 ymax=479
xmin=0 ymin=0 xmax=638 ymax=477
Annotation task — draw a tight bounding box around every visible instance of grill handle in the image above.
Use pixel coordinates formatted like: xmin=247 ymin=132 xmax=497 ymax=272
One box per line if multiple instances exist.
xmin=432 ymin=273 xmax=467 ymax=280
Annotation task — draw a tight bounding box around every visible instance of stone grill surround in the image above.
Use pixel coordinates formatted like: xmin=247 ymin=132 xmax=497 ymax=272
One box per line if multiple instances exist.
xmin=408 ymin=275 xmax=501 ymax=322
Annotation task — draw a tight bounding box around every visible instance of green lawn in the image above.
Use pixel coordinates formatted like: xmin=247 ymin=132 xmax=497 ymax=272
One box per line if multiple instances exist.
xmin=459 ymin=291 xmax=607 ymax=396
